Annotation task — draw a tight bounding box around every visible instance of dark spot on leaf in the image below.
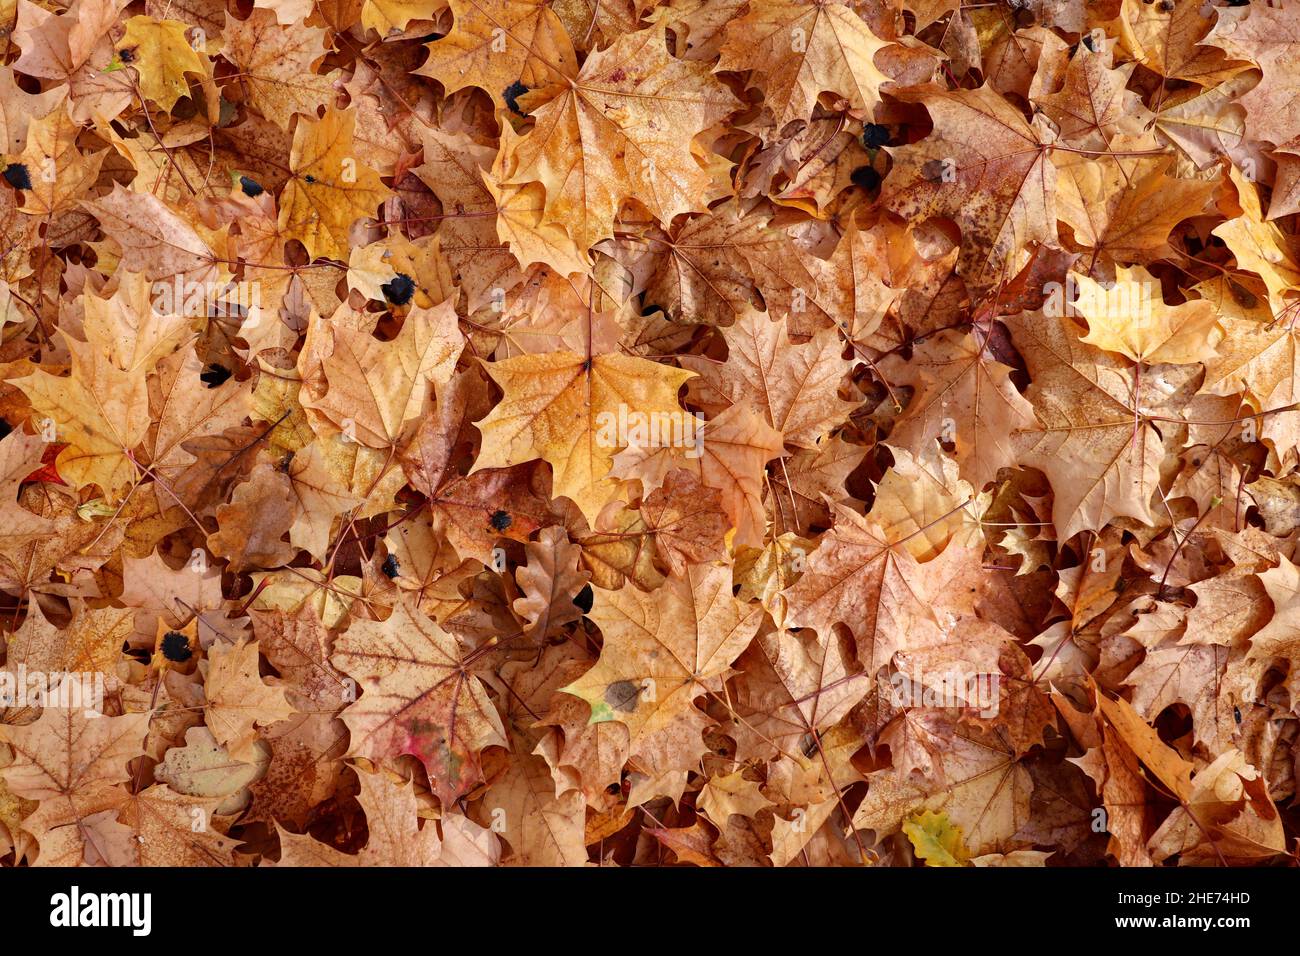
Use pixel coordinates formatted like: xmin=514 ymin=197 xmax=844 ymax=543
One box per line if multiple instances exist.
xmin=200 ymin=363 xmax=231 ymax=387
xmin=161 ymin=631 xmax=192 ymax=663
xmin=3 ymin=163 xmax=31 ymax=191
xmin=605 ymin=679 xmax=640 ymax=713
xmin=921 ymin=158 xmax=949 ymax=183
xmin=861 ymin=123 xmax=891 ymax=148
xmin=304 ymin=174 xmax=316 ymax=184
xmin=0 ymin=418 xmax=10 ymax=439
xmin=1234 ymin=706 xmax=1242 ymax=724
xmin=573 ymin=584 xmax=594 ymax=613
xmin=382 ymin=553 xmax=400 ymax=578
xmin=381 ymin=273 xmax=415 ymax=306
xmin=851 ymin=165 xmax=881 ymax=191
xmin=239 ymin=175 xmax=263 ymax=197
xmin=503 ymin=80 xmax=530 ymax=116
xmin=119 ymin=47 xmax=136 ymax=63
xmin=490 ymin=509 xmax=512 ymax=531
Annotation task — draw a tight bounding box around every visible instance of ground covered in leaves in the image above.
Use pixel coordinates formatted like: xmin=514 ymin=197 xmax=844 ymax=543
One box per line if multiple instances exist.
xmin=1 ymin=0 xmax=1300 ymax=867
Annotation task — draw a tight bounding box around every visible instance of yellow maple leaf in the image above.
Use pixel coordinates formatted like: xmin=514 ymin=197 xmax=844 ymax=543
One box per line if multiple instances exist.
xmin=1075 ymin=265 xmax=1221 ymax=365
xmin=903 ymin=810 xmax=970 ymax=866
xmin=279 ymin=106 xmax=392 ymax=261
xmin=118 ymin=16 xmax=207 ymax=111
xmin=471 ymin=351 xmax=694 ymax=523
xmin=499 ymin=24 xmax=738 ymax=253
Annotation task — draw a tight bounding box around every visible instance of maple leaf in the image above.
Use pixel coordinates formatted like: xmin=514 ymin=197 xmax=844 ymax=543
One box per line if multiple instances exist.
xmin=279 ymin=106 xmax=392 ymax=261
xmin=471 ymin=350 xmax=694 ymax=524
xmin=1033 ymin=49 xmax=1150 ymax=152
xmin=718 ymin=0 xmax=893 ymax=131
xmin=0 ymin=696 xmax=148 ymax=857
xmin=203 ymin=637 xmax=296 ymax=762
xmin=419 ymin=0 xmax=578 ymax=110
xmin=222 ymin=10 xmax=341 ymax=131
xmin=500 ymin=24 xmax=738 ymax=252
xmin=698 ymin=770 xmax=773 ymax=826
xmin=331 ymin=598 xmax=508 ymax=805
xmin=562 ymin=563 xmax=762 ymax=772
xmin=12 ymin=279 xmax=190 ymax=500
xmin=680 ymin=308 xmax=855 ymax=448
xmin=15 ymin=104 xmax=105 ymax=217
xmin=780 ymin=501 xmax=984 ymax=672
xmin=1052 ymin=145 xmax=1213 ymax=265
xmin=1207 ymin=0 xmax=1300 ymax=146
xmin=1109 ymin=0 xmax=1231 ymax=84
xmin=118 ymin=15 xmax=207 ymax=111
xmin=1004 ymin=309 xmax=1164 ymax=541
xmin=884 ymin=84 xmax=1055 ymax=290
xmin=301 ymin=300 xmax=464 ymax=450
xmin=1075 ymin=265 xmax=1221 ymax=365
xmin=882 ymin=328 xmax=1035 ymax=490
xmin=12 ymin=0 xmax=134 ymax=122
xmin=611 ymin=403 xmax=784 ymax=548
xmin=728 ymin=626 xmax=870 ymax=762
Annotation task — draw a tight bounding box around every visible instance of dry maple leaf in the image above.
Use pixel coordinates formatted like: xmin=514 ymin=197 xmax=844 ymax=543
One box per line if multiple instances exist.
xmin=471 ymin=350 xmax=694 ymax=524
xmin=279 ymin=106 xmax=392 ymax=260
xmin=301 ymin=300 xmax=464 ymax=449
xmin=332 ymin=599 xmax=508 ymax=805
xmin=679 ymin=308 xmax=855 ymax=448
xmin=562 ymin=562 xmax=762 ymax=773
xmin=499 ymin=24 xmax=738 ymax=252
xmin=420 ymin=0 xmax=578 ymax=110
xmin=884 ymin=84 xmax=1055 ymax=290
xmin=1004 ymin=309 xmax=1165 ymax=541
xmin=718 ymin=0 xmax=893 ymax=131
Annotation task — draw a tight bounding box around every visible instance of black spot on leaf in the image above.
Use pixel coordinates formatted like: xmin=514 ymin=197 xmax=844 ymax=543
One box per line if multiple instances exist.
xmin=490 ymin=509 xmax=512 ymax=531
xmin=161 ymin=631 xmax=192 ymax=663
xmin=201 ymin=363 xmax=231 ymax=388
xmin=3 ymin=163 xmax=31 ymax=191
xmin=239 ymin=175 xmax=264 ymax=197
xmin=382 ymin=553 xmax=400 ymax=578
xmin=573 ymin=584 xmax=594 ymax=613
xmin=381 ymin=273 xmax=416 ymax=306
xmin=503 ymin=80 xmax=530 ymax=116
xmin=851 ymin=166 xmax=882 ymax=191
xmin=861 ymin=123 xmax=891 ymax=148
